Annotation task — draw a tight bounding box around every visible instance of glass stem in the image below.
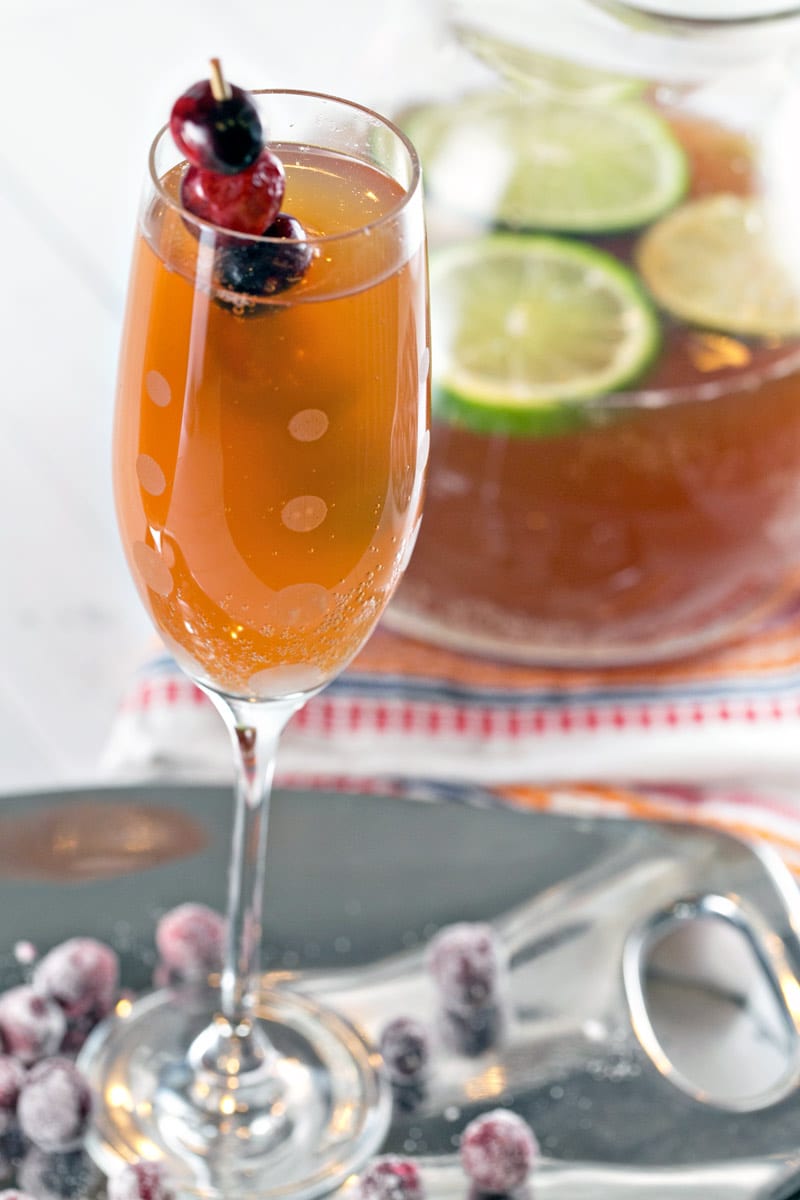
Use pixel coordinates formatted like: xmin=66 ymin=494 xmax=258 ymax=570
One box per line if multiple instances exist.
xmin=193 ymin=689 xmax=301 ymax=1083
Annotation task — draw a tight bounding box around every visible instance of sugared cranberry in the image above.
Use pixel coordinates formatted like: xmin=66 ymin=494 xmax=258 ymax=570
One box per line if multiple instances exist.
xmin=17 ymin=1059 xmax=91 ymax=1153
xmin=440 ymin=1004 xmax=504 ymax=1059
xmin=428 ymin=923 xmax=505 ymax=1012
xmin=460 ymin=1110 xmax=539 ymax=1194
xmin=181 ymin=147 xmax=285 ymax=235
xmin=0 ymin=1190 xmax=36 ymax=1199
xmin=216 ymin=212 xmax=314 ymax=307
xmin=155 ymin=903 xmax=225 ymax=978
xmin=33 ymin=938 xmax=119 ymax=1022
xmin=107 ymin=1160 xmax=174 ymax=1200
xmin=171 ymin=76 xmax=263 ymax=175
xmin=0 ymin=1057 xmax=25 ymax=1133
xmin=379 ymin=1016 xmax=430 ymax=1084
xmin=0 ymin=989 xmax=65 ymax=1066
xmin=17 ymin=1147 xmax=99 ymax=1200
xmin=358 ymin=1156 xmax=425 ymax=1200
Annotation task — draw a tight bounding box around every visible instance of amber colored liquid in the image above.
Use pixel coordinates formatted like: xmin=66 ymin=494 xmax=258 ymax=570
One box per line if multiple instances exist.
xmin=391 ymin=113 xmax=800 ymax=663
xmin=115 ymin=148 xmax=428 ymax=697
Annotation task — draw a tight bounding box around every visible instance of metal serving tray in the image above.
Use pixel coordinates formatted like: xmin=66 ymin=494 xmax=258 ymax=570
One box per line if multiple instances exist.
xmin=1 ymin=783 xmax=800 ymax=1199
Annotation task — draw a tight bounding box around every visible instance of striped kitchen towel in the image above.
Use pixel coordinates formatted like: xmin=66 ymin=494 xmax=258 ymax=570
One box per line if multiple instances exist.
xmin=102 ymin=598 xmax=800 ymax=797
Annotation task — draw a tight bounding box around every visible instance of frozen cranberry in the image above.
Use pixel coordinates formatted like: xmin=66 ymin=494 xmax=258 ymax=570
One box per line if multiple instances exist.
xmin=0 ymin=1057 xmax=25 ymax=1133
xmin=107 ymin=1160 xmax=174 ymax=1200
xmin=379 ymin=1016 xmax=430 ymax=1083
xmin=170 ymin=67 xmax=263 ymax=174
xmin=33 ymin=938 xmax=119 ymax=1022
xmin=428 ymin=923 xmax=505 ymax=1012
xmin=17 ymin=1059 xmax=91 ymax=1152
xmin=460 ymin=1110 xmax=538 ymax=1194
xmin=181 ymin=147 xmax=285 ymax=235
xmin=17 ymin=1147 xmax=99 ymax=1200
xmin=440 ymin=1003 xmax=504 ymax=1059
xmin=358 ymin=1156 xmax=425 ymax=1200
xmin=155 ymin=903 xmax=225 ymax=978
xmin=0 ymin=988 xmax=65 ymax=1066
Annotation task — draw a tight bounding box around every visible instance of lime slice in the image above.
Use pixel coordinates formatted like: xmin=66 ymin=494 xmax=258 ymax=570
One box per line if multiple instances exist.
xmin=637 ymin=193 xmax=800 ymax=337
xmin=402 ymin=92 xmax=688 ymax=233
xmin=431 ymin=234 xmax=661 ymax=436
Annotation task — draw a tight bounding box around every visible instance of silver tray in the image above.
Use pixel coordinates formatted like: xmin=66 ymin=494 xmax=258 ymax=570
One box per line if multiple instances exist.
xmin=2 ymin=782 xmax=800 ymax=1199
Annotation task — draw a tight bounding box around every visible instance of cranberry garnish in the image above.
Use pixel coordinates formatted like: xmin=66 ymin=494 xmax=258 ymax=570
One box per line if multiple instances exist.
xmin=459 ymin=1110 xmax=539 ymax=1194
xmin=215 ymin=212 xmax=313 ymax=308
xmin=358 ymin=1156 xmax=425 ymax=1200
xmin=379 ymin=1016 xmax=430 ymax=1084
xmin=17 ymin=1058 xmax=91 ymax=1153
xmin=0 ymin=988 xmax=65 ymax=1066
xmin=170 ymin=59 xmax=263 ymax=174
xmin=0 ymin=1056 xmax=25 ymax=1133
xmin=107 ymin=1160 xmax=175 ymax=1200
xmin=0 ymin=1190 xmax=36 ymax=1199
xmin=155 ymin=903 xmax=225 ymax=978
xmin=33 ymin=937 xmax=119 ymax=1022
xmin=181 ymin=146 xmax=285 ymax=236
xmin=427 ymin=923 xmax=505 ymax=1012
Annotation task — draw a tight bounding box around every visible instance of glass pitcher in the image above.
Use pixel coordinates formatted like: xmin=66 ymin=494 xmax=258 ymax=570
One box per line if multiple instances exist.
xmin=387 ymin=0 xmax=800 ymax=665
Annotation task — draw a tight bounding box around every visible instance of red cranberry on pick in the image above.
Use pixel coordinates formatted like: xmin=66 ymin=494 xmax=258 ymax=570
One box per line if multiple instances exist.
xmin=181 ymin=147 xmax=285 ymax=236
xmin=427 ymin=923 xmax=505 ymax=1013
xmin=107 ymin=1160 xmax=175 ymax=1200
xmin=170 ymin=67 xmax=263 ymax=175
xmin=0 ymin=988 xmax=65 ymax=1066
xmin=17 ymin=1058 xmax=92 ymax=1153
xmin=155 ymin=903 xmax=225 ymax=979
xmin=33 ymin=937 xmax=119 ymax=1021
xmin=460 ymin=1109 xmax=539 ymax=1194
xmin=358 ymin=1156 xmax=425 ymax=1200
xmin=0 ymin=1055 xmax=26 ymax=1133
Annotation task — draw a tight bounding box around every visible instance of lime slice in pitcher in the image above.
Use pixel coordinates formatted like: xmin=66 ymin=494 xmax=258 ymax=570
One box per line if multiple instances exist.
xmin=431 ymin=234 xmax=660 ymax=436
xmin=637 ymin=193 xmax=800 ymax=337
xmin=402 ymin=91 xmax=688 ymax=233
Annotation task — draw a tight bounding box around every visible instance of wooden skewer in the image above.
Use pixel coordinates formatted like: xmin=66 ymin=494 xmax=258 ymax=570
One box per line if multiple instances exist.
xmin=209 ymin=58 xmax=232 ymax=102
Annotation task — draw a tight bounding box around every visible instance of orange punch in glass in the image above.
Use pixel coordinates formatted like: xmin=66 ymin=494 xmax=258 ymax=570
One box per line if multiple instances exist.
xmin=80 ymin=67 xmax=429 ymax=1200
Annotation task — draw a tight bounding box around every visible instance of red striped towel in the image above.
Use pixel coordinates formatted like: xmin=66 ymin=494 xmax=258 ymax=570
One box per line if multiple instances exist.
xmin=101 ymin=606 xmax=800 ymax=870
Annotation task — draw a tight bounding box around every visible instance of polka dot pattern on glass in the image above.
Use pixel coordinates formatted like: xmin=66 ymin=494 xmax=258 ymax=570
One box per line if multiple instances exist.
xmin=136 ymin=454 xmax=166 ymax=497
xmin=145 ymin=370 xmax=171 ymax=408
xmin=248 ymin=663 xmax=328 ymax=697
xmin=281 ymin=495 xmax=328 ymax=533
xmin=288 ymin=409 xmax=329 ymax=442
xmin=419 ymin=345 xmax=431 ymax=387
xmin=132 ymin=542 xmax=173 ymax=598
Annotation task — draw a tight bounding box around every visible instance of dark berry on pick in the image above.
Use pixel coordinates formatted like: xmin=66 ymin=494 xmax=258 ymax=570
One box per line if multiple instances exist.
xmin=170 ymin=79 xmax=263 ymax=174
xmin=181 ymin=147 xmax=285 ymax=236
xmin=216 ymin=212 xmax=314 ymax=305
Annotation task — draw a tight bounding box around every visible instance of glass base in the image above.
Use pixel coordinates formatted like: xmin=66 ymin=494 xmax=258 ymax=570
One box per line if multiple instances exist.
xmin=78 ymin=982 xmax=391 ymax=1200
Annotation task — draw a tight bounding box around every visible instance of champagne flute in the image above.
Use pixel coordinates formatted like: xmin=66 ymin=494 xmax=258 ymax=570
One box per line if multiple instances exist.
xmin=79 ymin=83 xmax=429 ymax=1200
